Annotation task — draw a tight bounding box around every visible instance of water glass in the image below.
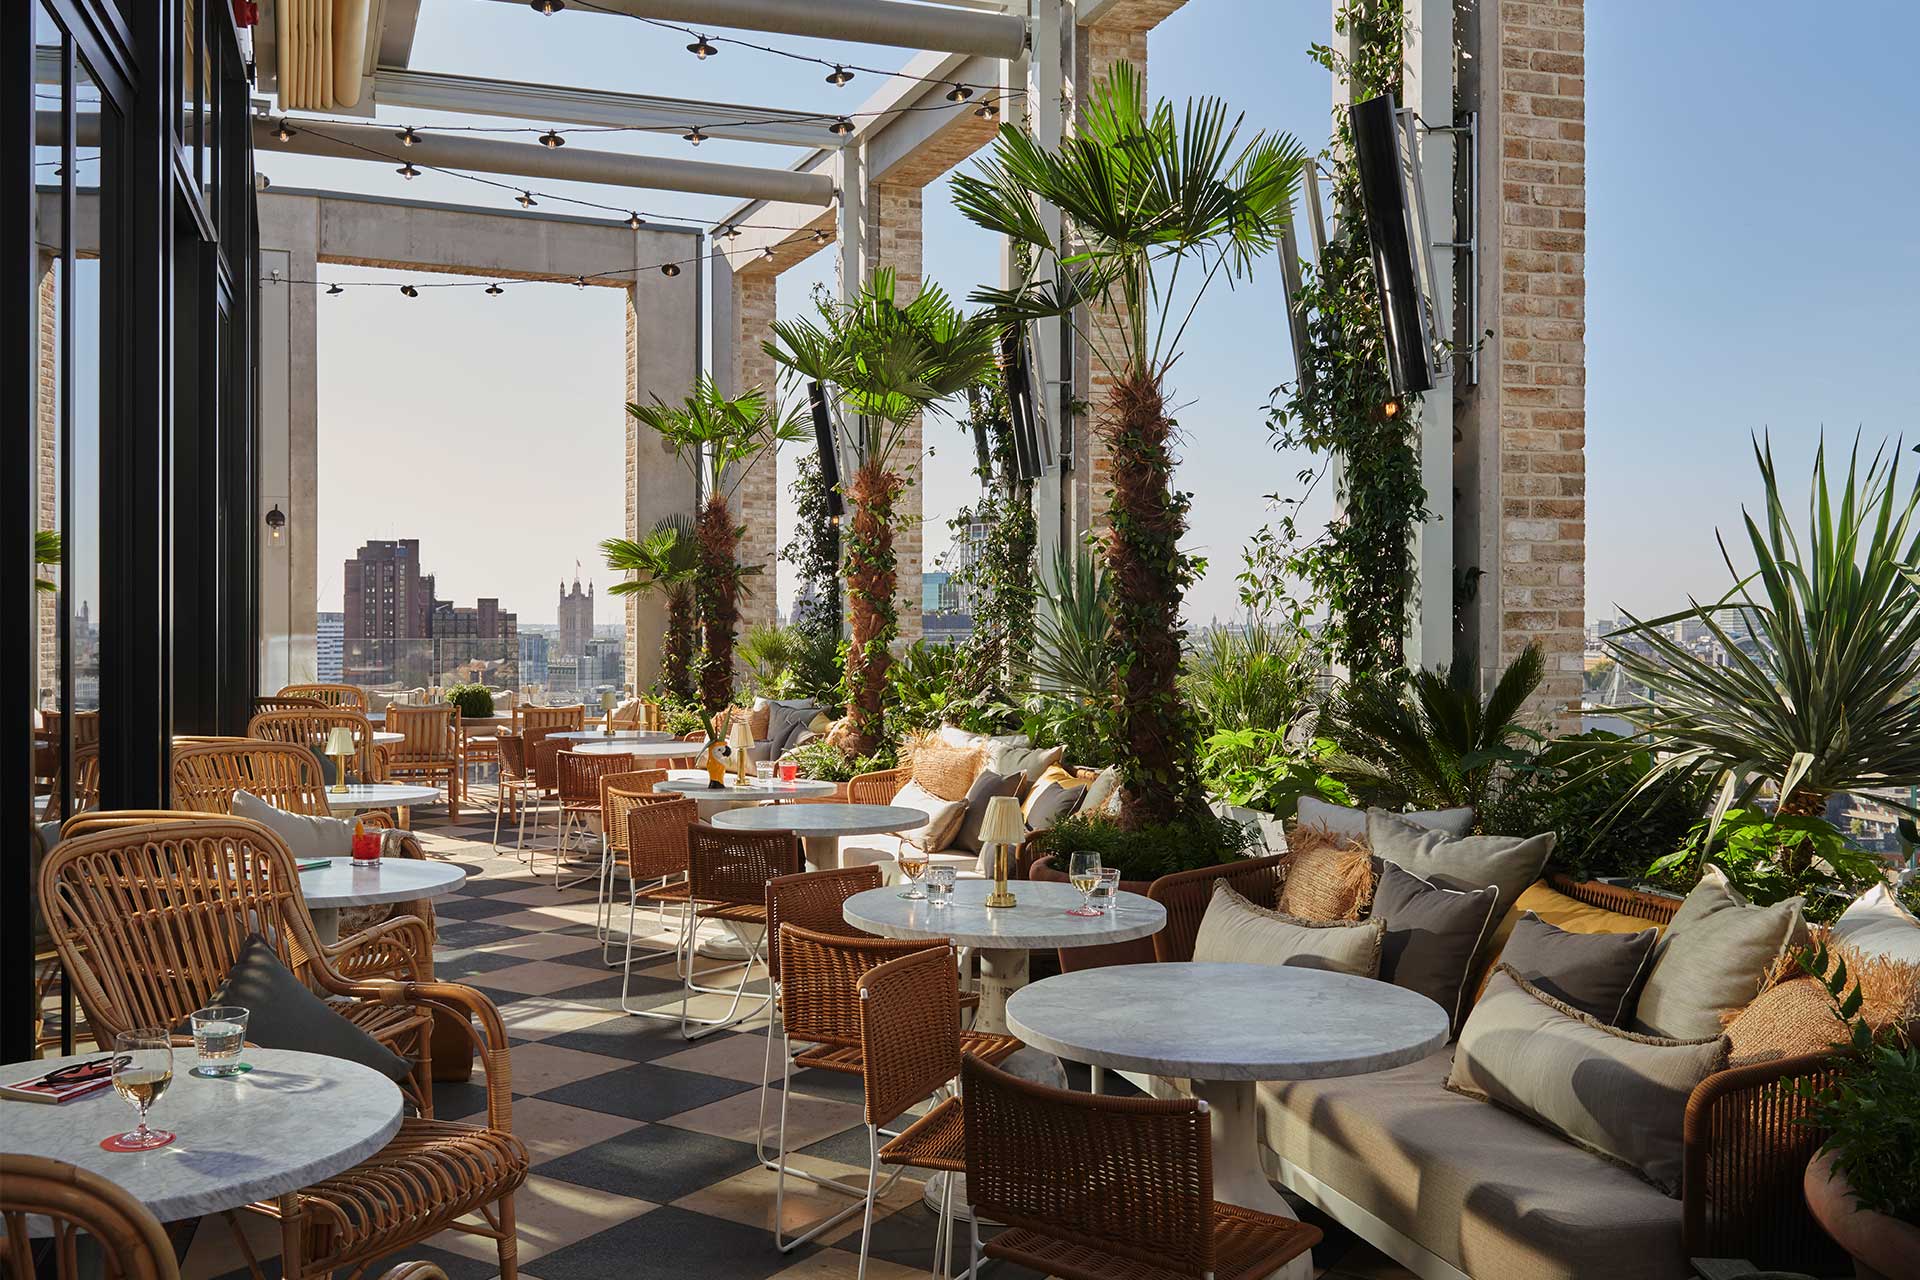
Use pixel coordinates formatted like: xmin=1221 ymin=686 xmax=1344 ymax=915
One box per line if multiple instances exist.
xmin=926 ymin=867 xmax=957 ymax=907
xmin=756 ymin=761 xmax=776 ymax=786
xmin=106 ymin=1030 xmax=175 ymax=1151
xmin=1090 ymin=867 xmax=1121 ymax=915
xmin=1067 ymin=851 xmax=1102 ymax=917
xmin=191 ymin=1005 xmax=250 ymax=1077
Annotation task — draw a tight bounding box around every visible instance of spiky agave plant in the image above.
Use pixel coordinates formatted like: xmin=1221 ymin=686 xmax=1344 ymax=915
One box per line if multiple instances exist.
xmin=602 ymin=515 xmax=700 ymax=703
xmin=1605 ymin=435 xmax=1920 ymax=866
xmin=953 ymin=61 xmax=1305 ymax=826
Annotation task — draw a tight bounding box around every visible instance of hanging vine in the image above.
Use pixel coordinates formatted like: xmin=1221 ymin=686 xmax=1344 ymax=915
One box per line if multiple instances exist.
xmin=948 ymin=383 xmax=1036 ymax=721
xmin=1246 ymin=0 xmax=1429 ymax=679
xmin=781 ymin=449 xmax=843 ymax=647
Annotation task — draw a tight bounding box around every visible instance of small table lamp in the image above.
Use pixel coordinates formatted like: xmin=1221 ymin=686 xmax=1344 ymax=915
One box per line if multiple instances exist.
xmin=324 ymin=727 xmax=356 ymax=794
xmin=728 ymin=718 xmax=754 ymax=786
xmin=979 ymin=794 xmax=1025 ymax=908
xmin=601 ymin=690 xmax=618 ymax=735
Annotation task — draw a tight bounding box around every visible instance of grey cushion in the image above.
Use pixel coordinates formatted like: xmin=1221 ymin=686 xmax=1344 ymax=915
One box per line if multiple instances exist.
xmin=1368 ymin=809 xmax=1554 ymax=913
xmin=1297 ymin=795 xmax=1473 ymax=841
xmin=1495 ymin=911 xmax=1658 ymax=1025
xmin=766 ymin=700 xmax=820 ymax=757
xmin=310 ymin=746 xmax=338 ymax=787
xmin=1372 ymin=860 xmax=1501 ymax=1034
xmin=1193 ymin=882 xmax=1384 ymax=977
xmin=952 ymin=768 xmax=1024 ymax=855
xmin=232 ymin=789 xmax=352 ymax=858
xmin=1447 ymin=967 xmax=1730 ymax=1196
xmin=1633 ymin=865 xmax=1807 ymax=1040
xmin=202 ymin=933 xmax=412 ymax=1081
xmin=1022 ymin=780 xmax=1084 ymax=832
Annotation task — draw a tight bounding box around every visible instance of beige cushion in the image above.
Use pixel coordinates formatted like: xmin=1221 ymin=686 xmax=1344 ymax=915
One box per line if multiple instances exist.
xmin=987 ymin=741 xmax=1064 ymax=788
xmin=1258 ymin=1049 xmax=1688 ymax=1280
xmin=1079 ymin=765 xmax=1121 ymax=816
xmin=908 ymin=733 xmax=986 ymax=802
xmin=1633 ymin=865 xmax=1807 ymax=1040
xmin=1297 ymin=796 xmax=1473 ymax=843
xmin=1368 ymin=809 xmax=1554 ymax=920
xmin=1448 ymin=967 xmax=1730 ymax=1196
xmin=890 ymin=778 xmax=968 ymax=852
xmin=1832 ymin=882 xmax=1920 ymax=962
xmin=1276 ymin=828 xmax=1375 ymax=921
xmin=1193 ymin=882 xmax=1383 ymax=977
xmin=232 ymin=789 xmax=352 ymax=859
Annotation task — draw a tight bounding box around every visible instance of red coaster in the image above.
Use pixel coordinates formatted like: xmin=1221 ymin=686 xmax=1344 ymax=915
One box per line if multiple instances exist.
xmin=100 ymin=1129 xmax=176 ymax=1153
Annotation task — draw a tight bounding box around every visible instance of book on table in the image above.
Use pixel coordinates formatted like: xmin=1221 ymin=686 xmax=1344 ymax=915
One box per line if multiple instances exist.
xmin=2 ymin=1056 xmax=121 ymax=1104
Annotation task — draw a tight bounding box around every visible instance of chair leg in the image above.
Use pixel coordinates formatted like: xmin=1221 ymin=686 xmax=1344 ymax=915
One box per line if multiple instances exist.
xmin=495 ymin=1191 xmax=518 ymax=1279
xmin=1090 ymin=1065 xmax=1105 ymax=1095
xmin=679 ymin=922 xmax=770 ymax=1040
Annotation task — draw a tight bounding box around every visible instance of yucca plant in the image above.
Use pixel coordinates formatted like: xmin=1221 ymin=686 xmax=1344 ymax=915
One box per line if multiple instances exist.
xmin=1605 ymin=436 xmax=1920 ymax=865
xmin=1327 ymin=645 xmax=1545 ymax=818
xmin=1183 ymin=623 xmax=1322 ymax=736
xmin=626 ymin=377 xmax=806 ymax=721
xmin=1020 ymin=544 xmax=1112 ymax=701
xmin=765 ymin=269 xmax=999 ymax=755
xmin=602 ymin=515 xmax=700 ymax=703
xmin=953 ymin=61 xmax=1306 ymax=826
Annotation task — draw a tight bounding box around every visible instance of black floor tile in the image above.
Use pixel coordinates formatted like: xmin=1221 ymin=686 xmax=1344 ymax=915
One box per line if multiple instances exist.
xmin=535 ymin=1127 xmax=762 ymax=1205
xmin=432 ymin=1078 xmax=490 ymax=1121
xmin=436 ymin=949 xmax=526 ymax=981
xmin=537 ymin=1018 xmax=732 ymax=1064
xmin=533 ymin=1205 xmax=815 ymax=1280
xmin=433 ymin=921 xmax=528 ymax=948
xmin=545 ymin=970 xmax=685 ymax=1012
xmin=535 ymin=1060 xmax=756 ymax=1122
xmin=431 ymin=896 xmax=520 ymax=921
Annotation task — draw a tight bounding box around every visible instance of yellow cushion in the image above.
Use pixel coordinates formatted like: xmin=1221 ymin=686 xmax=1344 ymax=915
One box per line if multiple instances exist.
xmin=1473 ymin=881 xmax=1668 ymax=1006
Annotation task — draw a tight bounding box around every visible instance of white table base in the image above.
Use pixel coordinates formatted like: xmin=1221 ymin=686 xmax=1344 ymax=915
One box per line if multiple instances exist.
xmin=803 ymin=834 xmax=840 ymax=871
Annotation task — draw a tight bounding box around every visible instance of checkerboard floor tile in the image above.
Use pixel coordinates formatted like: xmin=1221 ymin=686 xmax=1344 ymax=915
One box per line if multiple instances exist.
xmin=179 ymin=791 xmax=1411 ymax=1279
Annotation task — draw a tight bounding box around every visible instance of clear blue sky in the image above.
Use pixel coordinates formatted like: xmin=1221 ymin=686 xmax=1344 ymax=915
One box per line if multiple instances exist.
xmin=282 ymin=1 xmax=1918 ymax=628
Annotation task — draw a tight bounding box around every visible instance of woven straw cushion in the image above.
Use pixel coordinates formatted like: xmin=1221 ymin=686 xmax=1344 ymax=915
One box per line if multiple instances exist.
xmin=908 ymin=733 xmax=986 ymax=802
xmin=1724 ymin=939 xmax=1920 ymax=1066
xmin=1276 ymin=827 xmax=1375 ymax=921
xmin=1194 ymin=881 xmax=1385 ymax=978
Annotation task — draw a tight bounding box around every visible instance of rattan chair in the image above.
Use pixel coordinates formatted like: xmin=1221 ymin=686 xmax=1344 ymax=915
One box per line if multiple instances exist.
xmin=490 ymin=732 xmax=542 ymax=852
xmin=595 ymin=769 xmax=670 ymax=948
xmin=278 ymin=682 xmax=369 ymax=710
xmin=38 ymin=818 xmax=528 ymax=1279
xmin=959 ymin=1053 xmax=1321 ymax=1280
xmin=610 ymin=796 xmax=702 ymax=1017
xmin=515 ymin=703 xmax=585 ymax=734
xmin=539 ymin=750 xmax=633 ymax=888
xmin=247 ymin=707 xmax=386 ymax=788
xmin=680 ymin=823 xmax=802 ymax=1039
xmin=0 ymin=1154 xmax=455 ymax=1280
xmin=384 ymin=703 xmax=463 ymax=820
xmin=256 ymin=695 xmax=326 ymax=713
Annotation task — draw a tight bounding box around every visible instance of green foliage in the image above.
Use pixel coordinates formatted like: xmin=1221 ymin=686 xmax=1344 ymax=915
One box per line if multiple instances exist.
xmin=1035 ymin=808 xmax=1260 ymax=884
xmin=780 ymin=449 xmax=842 ymax=648
xmin=1480 ymin=731 xmax=1707 ymax=882
xmin=602 ymin=515 xmax=700 ymax=703
xmin=1199 ymin=728 xmax=1349 ymax=821
xmin=1794 ymin=942 xmax=1920 ymax=1223
xmin=1326 ymin=646 xmax=1545 ymax=818
xmin=625 ymin=374 xmax=807 ymax=504
xmin=1020 ymin=545 xmax=1111 ymax=702
xmin=949 ymin=384 xmax=1037 ymax=716
xmin=1183 ymin=624 xmax=1321 ymax=735
xmin=1649 ymin=808 xmax=1884 ymax=925
xmin=35 ymin=529 xmax=60 ymax=593
xmin=1018 ymin=693 xmax=1114 ymax=772
xmin=782 ymin=738 xmax=899 ymax=784
xmin=443 ymin=683 xmax=494 ymax=720
xmin=649 ymin=694 xmax=706 ymax=738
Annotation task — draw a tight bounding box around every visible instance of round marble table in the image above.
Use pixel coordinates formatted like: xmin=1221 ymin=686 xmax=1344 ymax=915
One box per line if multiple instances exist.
xmin=546 ymin=729 xmax=675 ymax=743
xmin=655 ymin=775 xmax=839 ymax=818
xmin=560 ymin=738 xmax=704 ymax=761
xmin=372 ymin=731 xmax=403 ymax=746
xmin=297 ymin=855 xmax=468 ymax=943
xmin=1006 ymin=961 xmax=1449 ymax=1241
xmin=0 ymin=1047 xmax=403 ymax=1225
xmin=324 ymin=782 xmax=442 ymax=830
xmin=714 ymin=802 xmax=927 ymax=873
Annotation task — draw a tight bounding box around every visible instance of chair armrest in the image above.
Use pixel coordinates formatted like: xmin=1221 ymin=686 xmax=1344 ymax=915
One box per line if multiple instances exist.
xmin=849 ymin=766 xmax=911 ymax=807
xmin=350 ymin=979 xmax=515 ymax=1133
xmin=1681 ymin=1050 xmax=1845 ymax=1272
xmin=359 ymin=811 xmax=394 ymax=830
xmin=325 ymin=913 xmax=433 ymax=983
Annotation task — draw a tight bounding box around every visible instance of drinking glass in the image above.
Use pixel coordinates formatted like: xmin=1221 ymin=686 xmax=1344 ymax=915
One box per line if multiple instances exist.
xmin=1066 ymin=851 xmax=1102 ymax=916
xmin=779 ymin=759 xmax=799 ymax=784
xmin=756 ymin=762 xmax=776 ymax=786
xmin=191 ymin=1005 xmax=250 ymax=1078
xmin=926 ymin=867 xmax=957 ymax=908
xmin=1090 ymin=867 xmax=1122 ymax=915
xmin=107 ymin=1030 xmax=175 ymax=1151
xmin=896 ymin=847 xmax=930 ymax=899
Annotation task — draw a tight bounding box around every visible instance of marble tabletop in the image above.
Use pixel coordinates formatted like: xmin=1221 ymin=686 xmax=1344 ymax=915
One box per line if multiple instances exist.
xmin=371 ymin=731 xmax=403 ymax=745
xmin=1005 ymin=962 xmax=1450 ymax=1081
xmin=0 ymin=1047 xmax=403 ymax=1223
xmin=657 ymin=777 xmax=838 ymax=803
xmin=843 ymin=877 xmax=1165 ymax=950
xmin=714 ymin=802 xmax=928 ymax=839
xmin=324 ymin=783 xmax=442 ymax=811
xmin=560 ymin=739 xmax=703 ymax=759
xmin=546 ymin=729 xmax=676 ymax=743
xmin=297 ymin=856 xmax=467 ymax=909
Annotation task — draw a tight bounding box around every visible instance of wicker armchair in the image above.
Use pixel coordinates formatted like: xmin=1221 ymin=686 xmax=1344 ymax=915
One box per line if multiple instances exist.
xmin=278 ymin=682 xmax=368 ymax=710
xmin=680 ymin=823 xmax=802 ymax=1039
xmin=847 ymin=766 xmax=910 ymax=807
xmin=1146 ymin=853 xmax=1289 ymax=963
xmin=37 ymin=818 xmax=528 ymax=1280
xmin=515 ymin=703 xmax=585 ymax=734
xmin=256 ymin=695 xmax=326 ymax=713
xmin=959 ymin=1053 xmax=1321 ymax=1280
xmin=247 ymin=707 xmax=386 ymax=787
xmin=384 ymin=703 xmax=463 ymax=820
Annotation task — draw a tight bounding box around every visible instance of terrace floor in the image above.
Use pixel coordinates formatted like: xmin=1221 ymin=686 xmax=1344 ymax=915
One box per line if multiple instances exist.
xmin=181 ymin=800 xmax=1415 ymax=1280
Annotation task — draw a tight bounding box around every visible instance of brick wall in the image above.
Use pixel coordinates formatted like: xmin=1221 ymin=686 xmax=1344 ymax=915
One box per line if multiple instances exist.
xmin=866 ymin=181 xmax=925 ymax=641
xmin=36 ymin=256 xmax=57 ymax=703
xmin=729 ymin=269 xmax=782 ymax=633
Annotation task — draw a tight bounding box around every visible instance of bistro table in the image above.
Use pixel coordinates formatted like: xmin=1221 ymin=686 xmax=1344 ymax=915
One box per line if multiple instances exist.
xmin=656 ymin=774 xmax=838 ymax=819
xmin=560 ymin=738 xmax=703 ymax=761
xmin=372 ymin=731 xmax=404 ymax=746
xmin=296 ymin=855 xmax=468 ymax=944
xmin=0 ymin=1047 xmax=403 ymax=1227
xmin=1006 ymin=961 xmax=1449 ymax=1245
xmin=324 ymin=781 xmax=442 ymax=830
xmin=715 ymin=802 xmax=928 ymax=872
xmin=545 ymin=729 xmax=676 ymax=743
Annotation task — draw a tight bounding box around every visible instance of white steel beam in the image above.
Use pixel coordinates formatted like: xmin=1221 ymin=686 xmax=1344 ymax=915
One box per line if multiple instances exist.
xmin=481 ymin=0 xmax=1027 ymax=59
xmin=370 ymin=69 xmax=848 ymax=149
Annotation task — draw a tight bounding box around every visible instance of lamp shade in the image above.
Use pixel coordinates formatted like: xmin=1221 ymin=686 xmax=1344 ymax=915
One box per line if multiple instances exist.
xmin=324 ymin=727 xmax=356 ymax=756
xmin=727 ymin=719 xmax=753 ymax=752
xmin=979 ymin=794 xmax=1025 ymax=847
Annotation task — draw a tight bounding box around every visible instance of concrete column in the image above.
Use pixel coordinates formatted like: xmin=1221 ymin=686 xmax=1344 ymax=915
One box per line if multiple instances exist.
xmin=1455 ymin=0 xmax=1588 ymax=724
xmin=866 ymin=180 xmax=925 ymax=640
xmin=1022 ymin=0 xmax=1069 ymax=567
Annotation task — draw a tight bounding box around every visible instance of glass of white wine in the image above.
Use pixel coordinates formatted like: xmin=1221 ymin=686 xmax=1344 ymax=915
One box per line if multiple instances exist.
xmin=107 ymin=1029 xmax=175 ymax=1151
xmin=896 ymin=846 xmax=930 ymax=899
xmin=1066 ymin=851 xmax=1103 ymax=917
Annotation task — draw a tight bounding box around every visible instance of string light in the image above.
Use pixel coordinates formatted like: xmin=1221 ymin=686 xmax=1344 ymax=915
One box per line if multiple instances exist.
xmin=945 ymin=83 xmax=975 ymax=103
xmin=762 ymin=245 xmax=776 ymax=259
xmin=396 ymin=162 xmax=420 ymax=179
xmin=396 ymin=125 xmax=419 ymax=147
xmin=486 ymin=283 xmax=503 ymax=295
xmin=627 ymin=212 xmax=644 ymax=230
xmin=660 ymin=262 xmax=681 ymax=277
xmin=686 ymin=34 xmax=718 ymax=59
xmin=326 ymin=283 xmax=343 ymax=295
xmin=574 ymin=275 xmax=588 ymax=287
xmin=826 ymin=65 xmax=854 ymax=87
xmin=400 ymin=284 xmax=418 ymax=297
xmin=273 ymin=119 xmax=294 ymax=142
xmin=829 ymin=117 xmax=854 ymax=137
xmin=812 ymin=229 xmax=830 ymax=243
xmin=974 ymin=100 xmax=999 ymax=120
xmin=683 ymin=126 xmax=707 ymax=146
xmin=516 ymin=190 xmax=537 ymax=207
xmin=719 ymin=224 xmax=741 ymax=239
xmin=539 ymin=129 xmax=565 ymax=148
xmin=529 ymin=0 xmax=563 ymax=13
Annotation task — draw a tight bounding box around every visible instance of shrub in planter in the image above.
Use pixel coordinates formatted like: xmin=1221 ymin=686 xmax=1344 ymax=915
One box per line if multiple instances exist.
xmin=1033 ymin=808 xmax=1260 ymax=885
xmin=783 ymin=739 xmax=899 ymax=784
xmin=443 ymin=683 xmax=494 ymax=720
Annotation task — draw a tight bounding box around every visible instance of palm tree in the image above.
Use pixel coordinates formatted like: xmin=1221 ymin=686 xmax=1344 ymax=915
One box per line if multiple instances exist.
xmin=626 ymin=376 xmax=806 ymax=719
xmin=765 ymin=269 xmax=999 ymax=755
xmin=952 ymin=61 xmax=1305 ymax=827
xmin=1605 ymin=436 xmax=1920 ymax=863
xmin=601 ymin=515 xmax=700 ymax=703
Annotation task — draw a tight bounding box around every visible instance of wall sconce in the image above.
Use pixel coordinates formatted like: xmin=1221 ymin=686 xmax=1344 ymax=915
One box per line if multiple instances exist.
xmin=265 ymin=504 xmax=287 ymax=540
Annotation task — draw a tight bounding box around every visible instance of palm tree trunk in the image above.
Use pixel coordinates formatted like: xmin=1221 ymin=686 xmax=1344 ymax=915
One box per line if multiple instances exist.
xmin=1102 ymin=370 xmax=1201 ymax=828
xmin=662 ymin=586 xmax=695 ymax=703
xmin=1777 ymin=785 xmax=1830 ymax=876
xmin=695 ymin=495 xmax=739 ymax=718
xmin=843 ymin=462 xmax=903 ymax=757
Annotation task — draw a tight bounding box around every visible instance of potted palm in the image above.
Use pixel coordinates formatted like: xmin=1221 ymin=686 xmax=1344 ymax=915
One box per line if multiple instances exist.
xmin=766 ymin=269 xmax=998 ymax=756
xmin=601 ymin=514 xmax=700 ymax=704
xmin=625 ymin=377 xmax=804 ymax=721
xmin=954 ymin=62 xmax=1305 ymax=828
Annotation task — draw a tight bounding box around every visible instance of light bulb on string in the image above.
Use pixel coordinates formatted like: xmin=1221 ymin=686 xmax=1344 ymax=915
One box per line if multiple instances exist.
xmin=686 ymin=35 xmax=717 ymax=59
xmin=826 ymin=65 xmax=854 ymax=87
xmin=627 ymin=212 xmax=645 ymax=230
xmin=683 ymin=126 xmax=707 ymax=146
xmin=762 ymin=246 xmax=776 ymax=260
xmin=574 ymin=275 xmax=588 ymax=288
xmin=273 ymin=119 xmax=295 ymax=142
xmin=720 ymin=224 xmax=741 ymax=239
xmin=396 ymin=162 xmax=420 ymax=179
xmin=326 ymin=283 xmax=343 ymax=295
xmin=813 ymin=229 xmax=829 ymax=243
xmin=539 ymin=129 xmax=565 ymax=148
xmin=400 ymin=284 xmax=418 ymax=298
xmin=660 ymin=262 xmax=681 ymax=277
xmin=974 ymin=100 xmax=999 ymax=120
xmin=529 ymin=0 xmax=563 ymax=14
xmin=945 ymin=83 xmax=974 ymax=103
xmin=396 ymin=126 xmax=419 ymax=147
xmin=516 ymin=191 xmax=537 ymax=208
xmin=829 ymin=117 xmax=854 ymax=137
xmin=486 ymin=283 xmax=503 ymax=296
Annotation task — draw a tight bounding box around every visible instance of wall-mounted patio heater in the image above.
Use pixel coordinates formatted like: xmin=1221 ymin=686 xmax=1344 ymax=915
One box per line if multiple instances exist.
xmin=805 ymin=380 xmax=845 ymax=519
xmin=1349 ymin=93 xmax=1436 ymax=396
xmin=999 ymin=324 xmax=1053 ymax=483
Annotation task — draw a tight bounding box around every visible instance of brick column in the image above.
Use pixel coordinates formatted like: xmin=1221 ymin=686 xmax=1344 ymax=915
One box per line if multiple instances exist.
xmin=728 ymin=268 xmax=781 ymax=633
xmin=867 ymin=181 xmax=925 ymax=640
xmin=1459 ymin=0 xmax=1587 ymax=724
xmin=36 ymin=255 xmax=56 ymax=703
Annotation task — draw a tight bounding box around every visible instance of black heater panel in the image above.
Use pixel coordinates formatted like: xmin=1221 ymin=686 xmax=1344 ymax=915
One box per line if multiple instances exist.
xmin=1349 ymin=93 xmax=1435 ymax=396
xmin=807 ymin=380 xmax=844 ymax=517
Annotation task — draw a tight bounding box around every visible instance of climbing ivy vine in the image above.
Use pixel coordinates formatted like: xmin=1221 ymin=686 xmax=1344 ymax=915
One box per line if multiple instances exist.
xmin=947 ymin=384 xmax=1036 ymax=723
xmin=780 ymin=448 xmax=842 ymax=647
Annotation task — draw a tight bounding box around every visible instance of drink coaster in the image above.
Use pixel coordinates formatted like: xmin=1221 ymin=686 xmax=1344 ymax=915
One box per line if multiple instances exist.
xmin=100 ymin=1130 xmax=176 ymax=1153
xmin=190 ymin=1063 xmax=253 ymax=1079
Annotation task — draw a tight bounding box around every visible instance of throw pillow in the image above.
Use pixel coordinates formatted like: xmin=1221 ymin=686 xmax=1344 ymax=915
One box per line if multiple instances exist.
xmin=766 ymin=701 xmax=820 ymax=758
xmin=1447 ymin=966 xmax=1729 ymax=1196
xmin=908 ymin=733 xmax=986 ymax=802
xmin=309 ymin=746 xmax=338 ymax=787
xmin=890 ymin=778 xmax=969 ymax=852
xmin=938 ymin=726 xmax=1030 ymax=751
xmin=952 ymin=769 xmax=1025 ymax=855
xmin=1367 ymin=809 xmax=1555 ymax=916
xmin=1479 ymin=880 xmax=1667 ymax=991
xmin=1193 ymin=882 xmax=1384 ymax=978
xmin=746 ymin=698 xmax=773 ymax=743
xmin=1371 ymin=860 xmax=1502 ymax=1034
xmin=1022 ymin=776 xmax=1085 ymax=832
xmin=1832 ymin=882 xmax=1920 ymax=963
xmin=203 ymin=933 xmax=413 ymax=1081
xmin=1491 ymin=911 xmax=1658 ymax=1025
xmin=1296 ymin=796 xmax=1474 ymax=844
xmin=1079 ymin=766 xmax=1121 ymax=816
xmin=232 ymin=789 xmax=352 ymax=859
xmin=1276 ymin=827 xmax=1376 ymax=921
xmin=1633 ymin=865 xmax=1808 ymax=1040
xmin=987 ymin=742 xmax=1064 ymax=790
xmin=1724 ymin=940 xmax=1920 ymax=1067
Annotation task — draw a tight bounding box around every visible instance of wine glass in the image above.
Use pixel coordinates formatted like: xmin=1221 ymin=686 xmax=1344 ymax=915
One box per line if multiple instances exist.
xmin=107 ymin=1030 xmax=176 ymax=1151
xmin=897 ymin=846 xmax=930 ymax=899
xmin=1067 ymin=851 xmax=1103 ymax=916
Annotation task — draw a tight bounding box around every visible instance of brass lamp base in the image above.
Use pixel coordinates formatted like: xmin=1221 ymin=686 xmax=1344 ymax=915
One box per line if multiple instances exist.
xmin=329 ymin=753 xmax=351 ymax=794
xmin=982 ymin=890 xmax=1019 ymax=908
xmin=983 ymin=845 xmax=1018 ymax=908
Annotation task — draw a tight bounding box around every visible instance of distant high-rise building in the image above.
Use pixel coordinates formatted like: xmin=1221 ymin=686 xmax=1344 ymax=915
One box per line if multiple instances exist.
xmin=344 ymin=539 xmax=436 ymax=685
xmin=432 ymin=597 xmax=518 ymax=688
xmin=557 ymin=574 xmax=594 ymax=660
xmin=519 ymin=631 xmax=549 ymax=687
xmin=316 ymin=612 xmax=344 ymax=682
xmin=585 ymin=636 xmax=626 ymax=692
